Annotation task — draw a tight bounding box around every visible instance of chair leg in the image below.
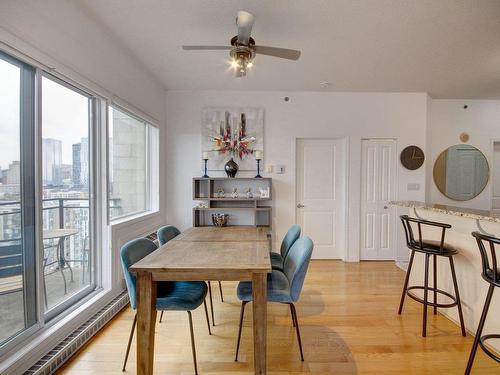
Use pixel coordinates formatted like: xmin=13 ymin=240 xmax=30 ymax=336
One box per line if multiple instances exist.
xmin=290 ymin=303 xmax=305 ymax=361
xmin=208 ymin=281 xmax=215 ymax=326
xmin=422 ymin=253 xmax=430 ymax=337
xmin=289 ymin=303 xmax=296 ymax=327
xmin=218 ymin=281 xmax=224 ymax=302
xmin=398 ymin=250 xmax=415 ymax=314
xmin=187 ymin=311 xmax=198 ymax=375
xmin=122 ymin=314 xmax=137 ymax=372
xmin=433 ymin=254 xmax=437 ymax=315
xmin=449 ymin=256 xmax=466 ymax=337
xmin=159 ymin=311 xmax=164 ymax=323
xmin=235 ymin=301 xmax=248 ymax=362
xmin=203 ymin=298 xmax=212 ymax=335
xmin=465 ymin=284 xmax=495 ymax=375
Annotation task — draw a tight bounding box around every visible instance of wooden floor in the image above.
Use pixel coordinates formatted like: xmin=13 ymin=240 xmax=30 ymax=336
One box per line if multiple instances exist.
xmin=58 ymin=261 xmax=498 ymax=374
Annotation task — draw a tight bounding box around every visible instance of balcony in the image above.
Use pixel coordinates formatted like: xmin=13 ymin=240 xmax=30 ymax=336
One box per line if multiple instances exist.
xmin=0 ymin=198 xmax=94 ymax=343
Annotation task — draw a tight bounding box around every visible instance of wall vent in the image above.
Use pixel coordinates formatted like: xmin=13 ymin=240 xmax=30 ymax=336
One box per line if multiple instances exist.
xmin=24 ymin=291 xmax=129 ymax=375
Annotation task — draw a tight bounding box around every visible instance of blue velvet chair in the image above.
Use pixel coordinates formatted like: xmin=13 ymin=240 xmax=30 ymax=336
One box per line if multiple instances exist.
xmin=120 ymin=237 xmax=211 ymax=374
xmin=235 ymin=236 xmax=314 ymax=362
xmin=157 ymin=225 xmax=223 ymax=326
xmin=270 ymin=224 xmax=301 ymax=271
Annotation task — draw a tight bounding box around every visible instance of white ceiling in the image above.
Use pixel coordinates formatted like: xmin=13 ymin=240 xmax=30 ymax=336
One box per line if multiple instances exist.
xmin=80 ymin=0 xmax=500 ymax=98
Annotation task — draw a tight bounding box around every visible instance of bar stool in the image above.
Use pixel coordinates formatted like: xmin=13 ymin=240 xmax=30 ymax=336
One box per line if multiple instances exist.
xmin=398 ymin=215 xmax=466 ymax=337
xmin=465 ymin=231 xmax=500 ymax=374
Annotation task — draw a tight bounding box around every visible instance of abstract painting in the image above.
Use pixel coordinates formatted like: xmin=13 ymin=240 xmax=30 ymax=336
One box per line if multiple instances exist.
xmin=202 ymin=107 xmax=264 ymax=171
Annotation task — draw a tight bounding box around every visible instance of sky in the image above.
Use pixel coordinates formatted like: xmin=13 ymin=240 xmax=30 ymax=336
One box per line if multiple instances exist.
xmin=0 ymin=58 xmax=89 ymax=170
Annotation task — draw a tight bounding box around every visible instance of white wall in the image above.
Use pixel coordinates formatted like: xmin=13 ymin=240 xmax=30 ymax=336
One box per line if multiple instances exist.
xmin=165 ymin=91 xmax=428 ymax=261
xmin=428 ymin=100 xmax=500 ymax=210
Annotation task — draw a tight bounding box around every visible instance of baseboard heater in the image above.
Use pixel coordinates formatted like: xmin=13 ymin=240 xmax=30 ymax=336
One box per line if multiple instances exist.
xmin=25 ymin=291 xmax=129 ymax=375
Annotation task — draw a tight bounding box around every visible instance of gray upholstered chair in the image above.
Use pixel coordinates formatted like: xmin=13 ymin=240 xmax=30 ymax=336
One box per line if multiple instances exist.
xmin=235 ymin=236 xmax=313 ymax=362
xmin=270 ymin=224 xmax=301 ymax=271
xmin=157 ymin=224 xmax=224 ymax=326
xmin=120 ymin=237 xmax=211 ymax=374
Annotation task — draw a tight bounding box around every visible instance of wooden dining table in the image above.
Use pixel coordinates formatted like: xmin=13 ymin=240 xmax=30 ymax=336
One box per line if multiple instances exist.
xmin=130 ymin=226 xmax=272 ymax=375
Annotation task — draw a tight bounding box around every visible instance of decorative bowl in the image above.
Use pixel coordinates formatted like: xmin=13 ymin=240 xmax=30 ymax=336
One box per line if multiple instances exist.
xmin=211 ymin=213 xmax=229 ymax=227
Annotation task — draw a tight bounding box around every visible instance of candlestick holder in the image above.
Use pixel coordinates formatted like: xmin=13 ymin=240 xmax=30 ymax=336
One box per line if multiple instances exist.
xmin=255 ymin=158 xmax=262 ymax=178
xmin=202 ymin=158 xmax=209 ymax=178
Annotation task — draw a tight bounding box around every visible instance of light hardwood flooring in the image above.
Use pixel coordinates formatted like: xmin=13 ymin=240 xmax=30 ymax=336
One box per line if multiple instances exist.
xmin=57 ymin=261 xmax=498 ymax=374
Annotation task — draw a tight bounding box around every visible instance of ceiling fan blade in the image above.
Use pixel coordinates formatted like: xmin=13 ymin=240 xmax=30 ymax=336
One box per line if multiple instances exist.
xmin=254 ymin=45 xmax=301 ymax=60
xmin=182 ymin=45 xmax=231 ymax=50
xmin=236 ymin=11 xmax=255 ymax=45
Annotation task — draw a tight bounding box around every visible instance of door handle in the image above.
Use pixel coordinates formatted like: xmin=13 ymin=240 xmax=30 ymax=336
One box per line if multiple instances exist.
xmin=297 ymin=203 xmax=305 ymax=208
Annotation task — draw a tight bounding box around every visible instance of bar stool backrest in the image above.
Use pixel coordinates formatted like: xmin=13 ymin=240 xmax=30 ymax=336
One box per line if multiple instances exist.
xmin=472 ymin=231 xmax=500 ymax=286
xmin=400 ymin=215 xmax=451 ymax=254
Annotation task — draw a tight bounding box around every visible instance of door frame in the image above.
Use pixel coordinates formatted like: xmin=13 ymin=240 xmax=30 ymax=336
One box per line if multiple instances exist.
xmin=359 ymin=138 xmax=399 ymax=261
xmin=292 ymin=137 xmax=349 ymax=261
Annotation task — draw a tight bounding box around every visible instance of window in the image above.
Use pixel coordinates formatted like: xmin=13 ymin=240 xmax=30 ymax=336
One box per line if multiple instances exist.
xmin=41 ymin=75 xmax=95 ymax=316
xmin=108 ymin=106 xmax=158 ymax=220
xmin=0 ymin=52 xmax=36 ymax=346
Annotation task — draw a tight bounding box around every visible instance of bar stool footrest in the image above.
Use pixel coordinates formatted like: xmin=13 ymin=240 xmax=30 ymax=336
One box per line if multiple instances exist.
xmin=479 ymin=334 xmax=500 ymax=363
xmin=406 ymin=286 xmax=458 ymax=308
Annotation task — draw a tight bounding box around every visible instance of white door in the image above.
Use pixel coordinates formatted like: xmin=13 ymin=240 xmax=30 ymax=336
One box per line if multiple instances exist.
xmin=360 ymin=139 xmax=397 ymax=260
xmin=296 ymin=138 xmax=347 ymax=259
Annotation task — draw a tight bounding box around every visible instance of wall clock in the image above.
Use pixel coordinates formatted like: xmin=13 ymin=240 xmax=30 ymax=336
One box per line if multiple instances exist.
xmin=400 ymin=146 xmax=425 ymax=170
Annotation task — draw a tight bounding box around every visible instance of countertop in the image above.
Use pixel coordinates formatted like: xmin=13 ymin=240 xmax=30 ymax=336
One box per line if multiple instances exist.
xmin=390 ymin=200 xmax=500 ymax=223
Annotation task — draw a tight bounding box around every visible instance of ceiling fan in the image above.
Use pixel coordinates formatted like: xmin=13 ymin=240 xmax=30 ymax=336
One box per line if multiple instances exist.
xmin=182 ymin=11 xmax=301 ymax=77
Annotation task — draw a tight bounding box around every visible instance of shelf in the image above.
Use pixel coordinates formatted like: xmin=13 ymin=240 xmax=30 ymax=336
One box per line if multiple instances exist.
xmin=193 ymin=177 xmax=271 ymax=181
xmin=193 ymin=207 xmax=271 ymax=211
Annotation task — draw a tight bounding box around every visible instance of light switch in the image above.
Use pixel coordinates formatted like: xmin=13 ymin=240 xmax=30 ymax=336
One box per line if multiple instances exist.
xmin=265 ymin=165 xmax=273 ymax=173
xmin=407 ymin=183 xmax=420 ymax=191
xmin=276 ymin=165 xmax=285 ymax=174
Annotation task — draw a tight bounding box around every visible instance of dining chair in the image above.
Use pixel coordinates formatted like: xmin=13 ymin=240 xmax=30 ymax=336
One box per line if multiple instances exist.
xmin=270 ymin=224 xmax=301 ymax=272
xmin=120 ymin=237 xmax=211 ymax=374
xmin=157 ymin=225 xmax=224 ymax=326
xmin=235 ymin=236 xmax=314 ymax=362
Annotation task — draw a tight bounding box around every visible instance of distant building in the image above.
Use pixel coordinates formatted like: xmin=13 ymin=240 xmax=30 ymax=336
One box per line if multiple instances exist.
xmin=6 ymin=161 xmax=20 ymax=185
xmin=72 ymin=138 xmax=89 ymax=189
xmin=42 ymin=138 xmax=62 ymax=186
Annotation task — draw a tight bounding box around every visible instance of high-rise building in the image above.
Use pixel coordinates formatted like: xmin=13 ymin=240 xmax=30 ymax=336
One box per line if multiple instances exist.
xmin=72 ymin=142 xmax=81 ymax=187
xmin=6 ymin=161 xmax=20 ymax=185
xmin=42 ymin=138 xmax=62 ymax=186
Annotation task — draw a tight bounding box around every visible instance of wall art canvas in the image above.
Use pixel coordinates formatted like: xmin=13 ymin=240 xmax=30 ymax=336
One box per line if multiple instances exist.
xmin=202 ymin=107 xmax=264 ymax=171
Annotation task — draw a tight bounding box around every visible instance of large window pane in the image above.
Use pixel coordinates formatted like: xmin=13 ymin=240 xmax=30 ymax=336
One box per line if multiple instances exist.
xmin=0 ymin=54 xmax=36 ymax=345
xmin=42 ymin=76 xmax=93 ymax=312
xmin=109 ymin=107 xmax=150 ymax=220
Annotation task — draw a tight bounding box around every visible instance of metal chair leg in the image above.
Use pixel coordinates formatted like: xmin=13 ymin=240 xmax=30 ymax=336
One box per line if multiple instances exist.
xmin=422 ymin=253 xmax=430 ymax=337
xmin=449 ymin=256 xmax=466 ymax=337
xmin=433 ymin=254 xmax=437 ymax=315
xmin=235 ymin=301 xmax=248 ymax=362
xmin=203 ymin=298 xmax=212 ymax=335
xmin=290 ymin=303 xmax=304 ymax=361
xmin=398 ymin=250 xmax=415 ymax=314
xmin=218 ymin=281 xmax=224 ymax=302
xmin=122 ymin=314 xmax=137 ymax=372
xmin=187 ymin=311 xmax=198 ymax=375
xmin=208 ymin=281 xmax=215 ymax=326
xmin=465 ymin=284 xmax=495 ymax=375
xmin=289 ymin=303 xmax=296 ymax=327
xmin=159 ymin=311 xmax=164 ymax=323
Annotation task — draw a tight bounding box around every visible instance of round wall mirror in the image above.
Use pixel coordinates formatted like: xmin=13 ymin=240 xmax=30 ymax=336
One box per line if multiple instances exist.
xmin=433 ymin=144 xmax=489 ymax=201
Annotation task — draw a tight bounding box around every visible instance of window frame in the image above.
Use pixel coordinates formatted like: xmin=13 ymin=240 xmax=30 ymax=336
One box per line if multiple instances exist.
xmin=107 ymin=104 xmax=159 ymax=223
xmin=38 ymin=72 xmax=99 ymax=321
xmin=0 ymin=50 xmax=39 ymax=352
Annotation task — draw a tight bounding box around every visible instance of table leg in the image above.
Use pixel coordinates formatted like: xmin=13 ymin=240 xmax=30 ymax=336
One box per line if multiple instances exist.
xmin=136 ymin=272 xmax=157 ymax=375
xmin=252 ymin=272 xmax=267 ymax=375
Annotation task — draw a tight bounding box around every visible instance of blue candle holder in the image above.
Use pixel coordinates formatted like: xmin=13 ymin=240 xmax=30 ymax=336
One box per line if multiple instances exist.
xmin=255 ymin=158 xmax=262 ymax=178
xmin=202 ymin=159 xmax=209 ymax=178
